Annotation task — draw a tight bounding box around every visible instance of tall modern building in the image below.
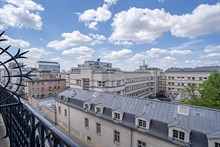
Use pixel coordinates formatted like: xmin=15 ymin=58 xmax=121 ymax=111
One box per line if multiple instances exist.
xmin=69 ymin=60 xmax=159 ymax=98
xmin=56 ymin=88 xmax=220 ymax=147
xmin=159 ymin=66 xmax=220 ymax=100
xmin=36 ymin=61 xmax=60 ymax=74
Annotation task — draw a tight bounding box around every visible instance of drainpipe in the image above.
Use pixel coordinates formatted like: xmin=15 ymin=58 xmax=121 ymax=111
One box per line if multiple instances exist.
xmin=68 ymin=105 xmax=70 ymax=133
xmin=130 ymin=128 xmax=133 ymax=147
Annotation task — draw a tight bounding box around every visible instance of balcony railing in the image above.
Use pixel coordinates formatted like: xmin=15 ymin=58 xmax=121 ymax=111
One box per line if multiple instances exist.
xmin=0 ymin=86 xmax=78 ymax=147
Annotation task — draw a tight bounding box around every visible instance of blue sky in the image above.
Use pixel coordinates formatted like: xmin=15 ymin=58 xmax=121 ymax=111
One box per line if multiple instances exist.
xmin=0 ymin=0 xmax=219 ymax=71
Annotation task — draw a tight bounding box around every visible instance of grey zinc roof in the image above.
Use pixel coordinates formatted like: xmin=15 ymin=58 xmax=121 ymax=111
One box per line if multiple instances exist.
xmin=59 ymin=88 xmax=220 ymax=135
xmin=165 ymin=66 xmax=220 ymax=72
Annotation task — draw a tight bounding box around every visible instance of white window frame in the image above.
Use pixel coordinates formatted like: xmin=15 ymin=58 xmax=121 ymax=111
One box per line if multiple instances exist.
xmin=113 ymin=112 xmax=121 ymax=120
xmin=172 ymin=129 xmax=185 ymax=141
xmin=135 ymin=117 xmax=150 ymax=129
xmin=215 ymin=142 xmax=220 ymax=147
xmin=114 ymin=130 xmax=120 ymax=144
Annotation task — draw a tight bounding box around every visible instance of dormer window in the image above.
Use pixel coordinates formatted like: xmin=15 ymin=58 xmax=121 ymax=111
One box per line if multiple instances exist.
xmin=114 ymin=112 xmax=120 ymax=120
xmin=83 ymin=102 xmax=90 ymax=110
xmin=173 ymin=129 xmax=185 ymax=141
xmin=138 ymin=119 xmax=146 ymax=128
xmin=95 ymin=106 xmax=102 ymax=114
xmin=135 ymin=117 xmax=150 ymax=129
xmin=112 ymin=111 xmax=124 ymax=121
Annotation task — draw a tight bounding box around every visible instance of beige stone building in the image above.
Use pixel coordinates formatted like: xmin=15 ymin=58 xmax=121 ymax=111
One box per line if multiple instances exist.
xmin=69 ymin=61 xmax=160 ymax=98
xmin=56 ymin=88 xmax=220 ymax=147
xmin=24 ymin=78 xmax=66 ymax=99
xmin=159 ymin=66 xmax=219 ymax=99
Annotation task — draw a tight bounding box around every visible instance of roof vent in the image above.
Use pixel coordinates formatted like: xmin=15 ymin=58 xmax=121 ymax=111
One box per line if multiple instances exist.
xmin=177 ymin=105 xmax=189 ymax=116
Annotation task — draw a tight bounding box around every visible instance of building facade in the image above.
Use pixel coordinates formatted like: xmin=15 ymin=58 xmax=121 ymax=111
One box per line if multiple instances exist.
xmin=36 ymin=61 xmax=60 ymax=74
xmin=159 ymin=66 xmax=220 ymax=100
xmin=56 ymin=88 xmax=220 ymax=147
xmin=24 ymin=78 xmax=66 ymax=100
xmin=69 ymin=61 xmax=159 ymax=98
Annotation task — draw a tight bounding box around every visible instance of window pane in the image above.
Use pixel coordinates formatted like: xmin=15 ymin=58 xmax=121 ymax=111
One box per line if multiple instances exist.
xmin=179 ymin=131 xmax=185 ymax=140
xmin=173 ymin=130 xmax=178 ymax=138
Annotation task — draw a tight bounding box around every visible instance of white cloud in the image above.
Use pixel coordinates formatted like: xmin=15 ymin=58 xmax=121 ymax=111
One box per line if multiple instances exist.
xmin=1 ymin=35 xmax=30 ymax=48
xmin=5 ymin=0 xmax=44 ymax=11
xmin=78 ymin=0 xmax=117 ymax=30
xmin=110 ymin=7 xmax=173 ymax=43
xmin=88 ymin=22 xmax=98 ymax=30
xmin=206 ymin=53 xmax=220 ymax=58
xmin=47 ymin=31 xmax=93 ymax=50
xmin=170 ymin=49 xmax=192 ymax=55
xmin=114 ymin=41 xmax=133 ymax=46
xmin=0 ymin=0 xmax=44 ymax=30
xmin=158 ymin=0 xmax=165 ymax=3
xmin=127 ymin=53 xmax=144 ymax=63
xmin=25 ymin=48 xmax=50 ymax=60
xmin=110 ymin=3 xmax=219 ymax=43
xmin=171 ymin=3 xmax=220 ymax=38
xmin=204 ymin=45 xmax=220 ymax=53
xmin=146 ymin=48 xmax=167 ymax=57
xmin=103 ymin=49 xmax=133 ymax=60
xmin=89 ymin=34 xmax=106 ymax=44
xmin=62 ymin=46 xmax=94 ymax=56
xmin=185 ymin=60 xmax=219 ymax=67
xmin=159 ymin=56 xmax=176 ymax=68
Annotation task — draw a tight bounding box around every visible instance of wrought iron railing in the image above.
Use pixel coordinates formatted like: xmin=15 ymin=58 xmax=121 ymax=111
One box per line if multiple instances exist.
xmin=0 ymin=31 xmax=78 ymax=147
xmin=0 ymin=86 xmax=78 ymax=147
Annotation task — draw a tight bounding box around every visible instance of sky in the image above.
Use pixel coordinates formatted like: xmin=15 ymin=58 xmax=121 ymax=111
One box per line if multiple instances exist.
xmin=0 ymin=0 xmax=219 ymax=71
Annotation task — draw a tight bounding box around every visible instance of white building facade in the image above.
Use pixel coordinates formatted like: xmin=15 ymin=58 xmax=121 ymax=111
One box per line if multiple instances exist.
xmin=56 ymin=88 xmax=220 ymax=147
xmin=69 ymin=61 xmax=159 ymax=98
xmin=36 ymin=61 xmax=60 ymax=74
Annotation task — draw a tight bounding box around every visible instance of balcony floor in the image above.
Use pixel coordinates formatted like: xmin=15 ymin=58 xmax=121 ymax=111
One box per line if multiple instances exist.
xmin=0 ymin=114 xmax=10 ymax=147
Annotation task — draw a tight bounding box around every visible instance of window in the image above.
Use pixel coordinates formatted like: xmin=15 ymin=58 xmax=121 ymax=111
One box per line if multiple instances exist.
xmin=114 ymin=130 xmax=120 ymax=143
xmin=96 ymin=107 xmax=101 ymax=114
xmin=188 ymin=77 xmax=191 ymax=80
xmin=137 ymin=140 xmax=146 ymax=147
xmin=204 ymin=77 xmax=207 ymax=80
xmin=173 ymin=129 xmax=185 ymax=141
xmin=114 ymin=112 xmax=120 ymax=120
xmin=172 ymin=77 xmax=174 ymax=80
xmin=138 ymin=119 xmax=146 ymax=128
xmin=97 ymin=81 xmax=105 ymax=87
xmin=85 ymin=118 xmax=89 ymax=128
xmin=87 ymin=136 xmax=91 ymax=142
xmin=181 ymin=83 xmax=184 ymax=86
xmin=58 ymin=106 xmax=61 ymax=113
xmin=199 ymin=77 xmax=203 ymax=80
xmin=84 ymin=103 xmax=89 ymax=110
xmin=64 ymin=109 xmax=67 ymax=116
xmin=76 ymin=79 xmax=81 ymax=85
xmin=96 ymin=123 xmax=101 ymax=134
xmin=117 ymin=80 xmax=121 ymax=86
xmin=192 ymin=77 xmax=195 ymax=80
xmin=215 ymin=142 xmax=220 ymax=147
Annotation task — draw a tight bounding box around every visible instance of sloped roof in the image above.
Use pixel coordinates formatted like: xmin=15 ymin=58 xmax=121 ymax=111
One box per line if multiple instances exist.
xmin=59 ymin=88 xmax=220 ymax=135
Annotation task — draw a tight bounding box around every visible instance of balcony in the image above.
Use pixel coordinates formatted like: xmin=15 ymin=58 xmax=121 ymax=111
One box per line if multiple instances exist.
xmin=0 ymin=85 xmax=79 ymax=147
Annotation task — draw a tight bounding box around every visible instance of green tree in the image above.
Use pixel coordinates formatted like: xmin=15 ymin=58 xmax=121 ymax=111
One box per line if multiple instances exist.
xmin=181 ymin=71 xmax=220 ymax=110
xmin=200 ymin=71 xmax=220 ymax=109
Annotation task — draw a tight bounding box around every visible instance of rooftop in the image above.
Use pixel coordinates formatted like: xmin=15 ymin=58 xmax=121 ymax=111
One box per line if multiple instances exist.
xmin=165 ymin=66 xmax=220 ymax=73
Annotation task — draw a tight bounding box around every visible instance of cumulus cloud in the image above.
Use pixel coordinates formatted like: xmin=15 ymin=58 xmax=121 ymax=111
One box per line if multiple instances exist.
xmin=25 ymin=48 xmax=50 ymax=60
xmin=146 ymin=48 xmax=167 ymax=57
xmin=62 ymin=46 xmax=94 ymax=56
xmin=89 ymin=34 xmax=106 ymax=44
xmin=204 ymin=45 xmax=220 ymax=53
xmin=159 ymin=56 xmax=176 ymax=68
xmin=109 ymin=7 xmax=173 ymax=43
xmin=1 ymin=35 xmax=30 ymax=48
xmin=110 ymin=3 xmax=220 ymax=43
xmin=171 ymin=3 xmax=220 ymax=38
xmin=78 ymin=0 xmax=117 ymax=30
xmin=0 ymin=0 xmax=44 ymax=30
xmin=127 ymin=53 xmax=144 ymax=64
xmin=103 ymin=49 xmax=133 ymax=61
xmin=47 ymin=31 xmax=93 ymax=50
xmin=170 ymin=49 xmax=192 ymax=55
